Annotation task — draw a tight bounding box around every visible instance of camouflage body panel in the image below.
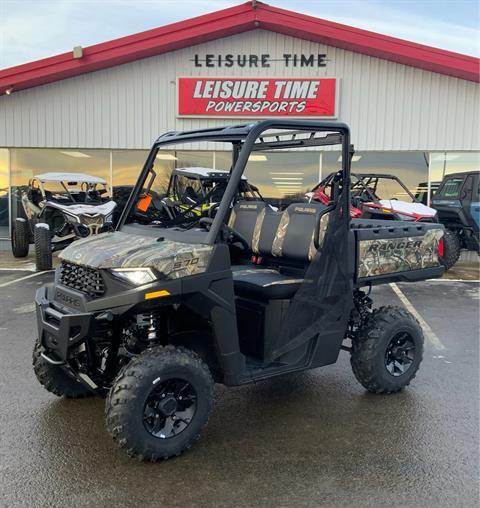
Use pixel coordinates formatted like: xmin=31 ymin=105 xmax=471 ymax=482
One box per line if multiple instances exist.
xmin=318 ymin=212 xmax=330 ymax=248
xmin=227 ymin=207 xmax=237 ymax=228
xmin=251 ymin=207 xmax=266 ymax=254
xmin=271 ymin=210 xmax=290 ymax=257
xmin=59 ymin=231 xmax=213 ymax=280
xmin=358 ymin=228 xmax=443 ymax=278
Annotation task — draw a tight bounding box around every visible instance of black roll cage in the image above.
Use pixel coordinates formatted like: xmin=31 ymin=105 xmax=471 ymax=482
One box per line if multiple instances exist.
xmin=313 ymin=172 xmax=419 ymax=204
xmin=351 ymin=173 xmax=419 ymax=203
xmin=117 ymin=120 xmax=352 ymax=245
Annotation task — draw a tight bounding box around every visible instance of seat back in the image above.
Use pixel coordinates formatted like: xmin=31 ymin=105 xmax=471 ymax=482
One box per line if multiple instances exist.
xmin=252 ymin=202 xmax=329 ymax=263
xmin=273 ymin=203 xmax=327 ymax=262
xmin=252 ymin=208 xmax=283 ymax=257
xmin=228 ymin=201 xmax=266 ymax=246
xmin=230 ymin=200 xmax=331 ymax=264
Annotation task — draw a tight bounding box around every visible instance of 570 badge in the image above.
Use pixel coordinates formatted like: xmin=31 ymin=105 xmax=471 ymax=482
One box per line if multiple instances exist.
xmin=172 ymin=257 xmax=200 ymax=271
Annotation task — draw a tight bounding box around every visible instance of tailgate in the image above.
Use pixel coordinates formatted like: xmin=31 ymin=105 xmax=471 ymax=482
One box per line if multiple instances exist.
xmin=353 ymin=219 xmax=445 ymax=285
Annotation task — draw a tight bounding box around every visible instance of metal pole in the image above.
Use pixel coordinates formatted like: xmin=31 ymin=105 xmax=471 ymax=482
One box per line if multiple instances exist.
xmin=109 ymin=150 xmax=113 ymax=193
xmin=427 ymin=152 xmax=432 ymax=207
xmin=7 ymin=148 xmax=11 ymax=239
xmin=318 ymin=151 xmax=323 ymax=182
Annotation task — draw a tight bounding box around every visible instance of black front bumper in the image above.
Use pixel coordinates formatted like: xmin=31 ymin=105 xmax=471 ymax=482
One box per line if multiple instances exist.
xmin=35 ymin=285 xmax=94 ymax=363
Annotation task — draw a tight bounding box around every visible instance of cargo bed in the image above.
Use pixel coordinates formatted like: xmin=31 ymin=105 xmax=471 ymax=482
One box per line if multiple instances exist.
xmin=352 ymin=219 xmax=445 ymax=285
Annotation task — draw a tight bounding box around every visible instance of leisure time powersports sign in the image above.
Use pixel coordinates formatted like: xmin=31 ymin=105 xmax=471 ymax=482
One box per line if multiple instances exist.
xmin=177 ymin=78 xmax=337 ymax=118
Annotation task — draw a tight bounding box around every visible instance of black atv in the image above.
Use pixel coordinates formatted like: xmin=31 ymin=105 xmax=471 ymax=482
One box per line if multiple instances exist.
xmin=431 ymin=171 xmax=480 ymax=269
xmin=33 ymin=121 xmax=445 ymax=461
xmin=133 ymin=166 xmax=264 ymax=225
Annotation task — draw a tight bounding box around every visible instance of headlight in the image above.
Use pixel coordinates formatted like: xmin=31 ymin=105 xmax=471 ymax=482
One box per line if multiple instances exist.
xmin=110 ymin=268 xmax=157 ymax=285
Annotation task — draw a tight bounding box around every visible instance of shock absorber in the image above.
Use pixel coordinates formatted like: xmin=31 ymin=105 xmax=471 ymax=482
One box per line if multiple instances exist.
xmin=147 ymin=311 xmax=159 ymax=343
xmin=147 ymin=311 xmax=165 ymax=343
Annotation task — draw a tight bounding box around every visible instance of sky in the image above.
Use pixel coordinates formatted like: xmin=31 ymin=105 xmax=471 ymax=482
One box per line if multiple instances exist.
xmin=0 ymin=0 xmax=479 ymax=69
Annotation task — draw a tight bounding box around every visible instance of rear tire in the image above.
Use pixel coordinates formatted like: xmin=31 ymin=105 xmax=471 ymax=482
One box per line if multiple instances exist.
xmin=32 ymin=340 xmax=92 ymax=398
xmin=106 ymin=345 xmax=214 ymax=461
xmin=440 ymin=229 xmax=461 ymax=270
xmin=34 ymin=223 xmax=53 ymax=271
xmin=351 ymin=306 xmax=424 ymax=394
xmin=11 ymin=218 xmax=29 ymax=257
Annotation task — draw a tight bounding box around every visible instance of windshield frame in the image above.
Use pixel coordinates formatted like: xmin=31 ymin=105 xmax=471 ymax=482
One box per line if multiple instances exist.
xmin=116 ymin=120 xmax=352 ymax=245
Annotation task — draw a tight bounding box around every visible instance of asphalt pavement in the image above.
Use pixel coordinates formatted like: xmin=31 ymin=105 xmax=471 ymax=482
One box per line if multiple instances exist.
xmin=0 ymin=270 xmax=478 ymax=508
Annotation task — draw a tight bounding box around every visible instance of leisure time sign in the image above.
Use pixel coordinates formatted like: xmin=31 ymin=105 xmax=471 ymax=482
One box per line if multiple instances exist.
xmin=177 ymin=78 xmax=337 ymax=118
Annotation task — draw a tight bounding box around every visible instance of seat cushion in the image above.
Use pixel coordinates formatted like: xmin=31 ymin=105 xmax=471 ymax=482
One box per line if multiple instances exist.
xmin=232 ymin=266 xmax=303 ymax=300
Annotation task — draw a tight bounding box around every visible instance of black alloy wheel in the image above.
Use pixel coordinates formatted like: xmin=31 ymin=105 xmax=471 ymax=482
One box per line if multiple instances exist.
xmin=143 ymin=378 xmax=197 ymax=439
xmin=384 ymin=332 xmax=416 ymax=377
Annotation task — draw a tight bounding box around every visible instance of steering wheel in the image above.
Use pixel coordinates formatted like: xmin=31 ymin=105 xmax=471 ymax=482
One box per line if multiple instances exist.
xmin=199 ymin=218 xmax=250 ymax=253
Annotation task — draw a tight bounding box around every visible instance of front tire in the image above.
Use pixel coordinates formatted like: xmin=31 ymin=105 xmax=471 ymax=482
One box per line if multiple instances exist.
xmin=440 ymin=229 xmax=461 ymax=270
xmin=34 ymin=223 xmax=53 ymax=271
xmin=351 ymin=306 xmax=424 ymax=394
xmin=106 ymin=345 xmax=214 ymax=461
xmin=32 ymin=340 xmax=92 ymax=398
xmin=11 ymin=218 xmax=29 ymax=257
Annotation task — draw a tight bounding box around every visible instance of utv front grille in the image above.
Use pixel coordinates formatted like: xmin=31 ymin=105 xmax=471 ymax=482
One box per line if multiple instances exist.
xmin=59 ymin=261 xmax=105 ymax=298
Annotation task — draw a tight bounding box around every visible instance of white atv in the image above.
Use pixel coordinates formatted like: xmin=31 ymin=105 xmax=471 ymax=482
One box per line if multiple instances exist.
xmin=12 ymin=173 xmax=117 ymax=270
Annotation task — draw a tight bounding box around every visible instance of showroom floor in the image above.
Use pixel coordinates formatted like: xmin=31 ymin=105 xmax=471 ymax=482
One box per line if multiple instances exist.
xmin=0 ymin=266 xmax=478 ymax=507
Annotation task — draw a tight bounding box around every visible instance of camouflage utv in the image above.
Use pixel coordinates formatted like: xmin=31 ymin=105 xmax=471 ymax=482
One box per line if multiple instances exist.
xmin=32 ymin=121 xmax=445 ymax=461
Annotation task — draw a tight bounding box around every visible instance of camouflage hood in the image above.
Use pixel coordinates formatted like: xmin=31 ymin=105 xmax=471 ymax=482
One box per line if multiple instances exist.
xmin=59 ymin=231 xmax=213 ymax=279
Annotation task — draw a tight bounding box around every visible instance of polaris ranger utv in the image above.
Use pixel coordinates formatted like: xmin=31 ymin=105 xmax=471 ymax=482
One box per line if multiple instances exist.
xmin=33 ymin=121 xmax=445 ymax=461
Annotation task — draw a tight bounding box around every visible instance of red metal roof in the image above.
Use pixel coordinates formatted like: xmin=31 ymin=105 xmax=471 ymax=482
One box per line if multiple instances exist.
xmin=1 ymin=1 xmax=478 ymax=95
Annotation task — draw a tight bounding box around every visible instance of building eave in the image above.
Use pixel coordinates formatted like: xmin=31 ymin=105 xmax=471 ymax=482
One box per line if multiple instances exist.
xmin=0 ymin=1 xmax=478 ymax=96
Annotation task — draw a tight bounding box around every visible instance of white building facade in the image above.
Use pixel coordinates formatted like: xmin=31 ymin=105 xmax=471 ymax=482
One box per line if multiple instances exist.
xmin=0 ymin=1 xmax=478 ymax=241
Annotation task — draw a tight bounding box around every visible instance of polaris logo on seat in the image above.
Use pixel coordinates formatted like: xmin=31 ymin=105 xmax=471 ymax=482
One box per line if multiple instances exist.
xmin=294 ymin=206 xmax=316 ymax=214
xmin=367 ymin=240 xmax=423 ymax=253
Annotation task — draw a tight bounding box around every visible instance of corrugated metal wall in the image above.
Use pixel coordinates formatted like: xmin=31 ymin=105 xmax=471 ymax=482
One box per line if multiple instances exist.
xmin=0 ymin=30 xmax=479 ymax=151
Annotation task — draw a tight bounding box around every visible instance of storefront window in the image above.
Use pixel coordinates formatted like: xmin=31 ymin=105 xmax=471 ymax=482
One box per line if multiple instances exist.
xmin=0 ymin=149 xmax=9 ymax=239
xmin=10 ymin=148 xmax=110 ymax=222
xmin=429 ymin=152 xmax=480 ymax=183
xmin=244 ymin=151 xmax=321 ymax=204
xmin=214 ymin=151 xmax=233 ymax=171
xmin=112 ymin=150 xmax=149 ymax=187
xmin=323 ymin=151 xmax=429 ymax=200
xmin=176 ymin=151 xmax=213 ymax=169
